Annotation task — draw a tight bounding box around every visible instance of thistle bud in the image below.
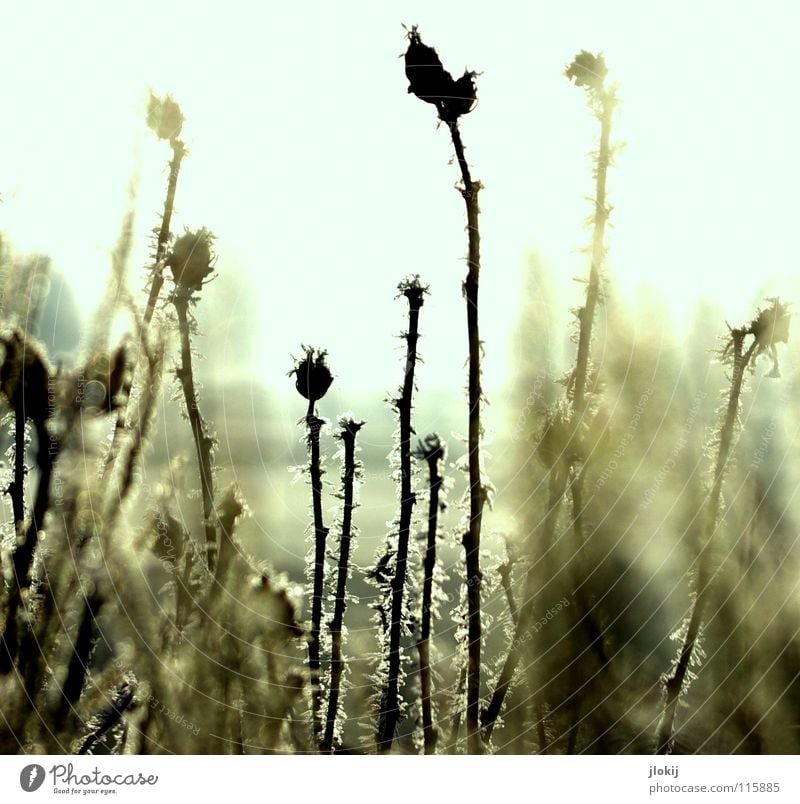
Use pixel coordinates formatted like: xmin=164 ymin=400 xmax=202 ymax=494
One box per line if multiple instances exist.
xmin=291 ymin=347 xmax=333 ymax=403
xmin=440 ymin=70 xmax=478 ymax=122
xmin=167 ymin=228 xmax=215 ymax=292
xmin=565 ymin=51 xmax=608 ymax=92
xmin=147 ymin=93 xmax=184 ymax=142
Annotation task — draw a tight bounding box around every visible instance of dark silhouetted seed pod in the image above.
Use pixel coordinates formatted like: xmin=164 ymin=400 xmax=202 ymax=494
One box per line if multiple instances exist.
xmin=753 ymin=298 xmax=791 ymax=347
xmin=292 ymin=348 xmax=333 ymax=403
xmin=404 ymin=28 xmax=453 ymax=107
xmin=0 ymin=330 xmax=51 ymax=427
xmin=565 ymin=51 xmax=608 ymax=92
xmin=167 ymin=228 xmax=215 ymax=292
xmin=147 ymin=93 xmax=184 ymax=141
xmin=440 ymin=70 xmax=478 ymax=122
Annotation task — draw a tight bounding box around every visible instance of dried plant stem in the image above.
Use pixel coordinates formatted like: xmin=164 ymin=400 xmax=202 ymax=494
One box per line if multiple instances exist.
xmin=322 ymin=420 xmax=362 ymax=753
xmin=481 ymin=472 xmax=566 ymax=742
xmin=447 ymin=118 xmax=485 ymax=756
xmin=418 ymin=444 xmax=443 ymax=754
xmin=656 ymin=332 xmax=757 ymax=754
xmin=144 ymin=140 xmax=186 ymax=327
xmin=306 ymin=403 xmax=328 ymax=749
xmin=377 ymin=283 xmax=424 ymax=752
xmin=0 ymin=420 xmax=58 ymax=673
xmin=173 ymin=296 xmax=216 ymax=573
xmin=9 ymin=398 xmax=25 ymax=530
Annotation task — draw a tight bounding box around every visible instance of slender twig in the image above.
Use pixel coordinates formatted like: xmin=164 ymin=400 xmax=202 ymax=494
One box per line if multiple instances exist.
xmin=656 ymin=331 xmax=758 ymax=754
xmin=291 ymin=346 xmax=334 ymax=749
xmin=173 ymin=294 xmax=216 ymax=572
xmin=416 ymin=434 xmax=445 ymax=754
xmin=307 ymin=406 xmax=328 ymax=747
xmin=447 ymin=118 xmax=486 ymax=756
xmin=0 ymin=417 xmax=58 ymax=673
xmin=377 ymin=279 xmax=425 ymax=752
xmin=322 ymin=419 xmax=363 ymax=753
xmin=8 ymin=393 xmax=25 ymax=531
xmin=144 ymin=138 xmax=186 ymax=326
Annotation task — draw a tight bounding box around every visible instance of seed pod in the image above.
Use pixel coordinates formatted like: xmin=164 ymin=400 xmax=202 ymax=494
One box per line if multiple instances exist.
xmin=291 ymin=347 xmax=333 ymax=403
xmin=167 ymin=228 xmax=215 ymax=292
xmin=440 ymin=70 xmax=478 ymax=122
xmin=404 ymin=28 xmax=452 ymax=106
xmin=147 ymin=93 xmax=184 ymax=142
xmin=0 ymin=329 xmax=51 ymax=427
xmin=752 ymin=298 xmax=791 ymax=347
xmin=565 ymin=51 xmax=608 ymax=92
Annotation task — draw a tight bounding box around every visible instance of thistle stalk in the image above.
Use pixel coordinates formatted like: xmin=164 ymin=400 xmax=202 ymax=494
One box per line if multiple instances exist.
xmin=322 ymin=418 xmax=363 ymax=753
xmin=291 ymin=347 xmax=333 ymax=749
xmin=656 ymin=330 xmax=757 ymax=753
xmin=415 ymin=434 xmax=445 ymax=754
xmin=173 ymin=293 xmax=216 ymax=573
xmin=377 ymin=279 xmax=425 ymax=752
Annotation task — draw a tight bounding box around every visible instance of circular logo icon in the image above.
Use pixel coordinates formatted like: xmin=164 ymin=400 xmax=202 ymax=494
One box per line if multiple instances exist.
xmin=20 ymin=764 xmax=45 ymax=792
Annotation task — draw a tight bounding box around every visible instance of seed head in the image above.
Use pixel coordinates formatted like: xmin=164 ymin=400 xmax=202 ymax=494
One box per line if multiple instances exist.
xmin=751 ymin=298 xmax=790 ymax=348
xmin=404 ymin=27 xmax=477 ymax=121
xmin=565 ymin=51 xmax=608 ymax=93
xmin=0 ymin=329 xmax=51 ymax=427
xmin=291 ymin=347 xmax=333 ymax=403
xmin=147 ymin=93 xmax=184 ymax=142
xmin=167 ymin=228 xmax=216 ymax=293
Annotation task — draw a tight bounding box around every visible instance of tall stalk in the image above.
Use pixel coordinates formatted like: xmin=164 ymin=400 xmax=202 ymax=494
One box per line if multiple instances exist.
xmin=323 ymin=418 xmax=363 ymax=753
xmin=481 ymin=52 xmax=616 ymax=746
xmin=377 ymin=278 xmax=425 ymax=752
xmin=404 ymin=25 xmax=485 ymax=754
xmin=656 ymin=300 xmax=789 ymax=753
xmin=291 ymin=346 xmax=333 ymax=749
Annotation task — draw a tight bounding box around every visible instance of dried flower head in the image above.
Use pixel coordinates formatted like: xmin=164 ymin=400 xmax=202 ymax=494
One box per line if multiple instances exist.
xmin=147 ymin=93 xmax=184 ymax=142
xmin=565 ymin=51 xmax=608 ymax=92
xmin=412 ymin=432 xmax=445 ymax=463
xmin=0 ymin=329 xmax=51 ymax=427
xmin=404 ymin=27 xmax=477 ymax=122
xmin=751 ymin=297 xmax=791 ymax=378
xmin=536 ymin=404 xmax=573 ymax=469
xmin=291 ymin=347 xmax=333 ymax=403
xmin=167 ymin=228 xmax=216 ymax=293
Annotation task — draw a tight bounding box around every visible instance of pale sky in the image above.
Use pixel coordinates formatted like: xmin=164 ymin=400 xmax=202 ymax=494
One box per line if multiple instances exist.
xmin=1 ymin=1 xmax=799 ymax=395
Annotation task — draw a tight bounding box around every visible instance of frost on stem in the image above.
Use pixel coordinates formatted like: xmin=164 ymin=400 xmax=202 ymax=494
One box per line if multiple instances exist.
xmin=370 ymin=277 xmax=426 ymax=753
xmin=656 ymin=300 xmax=790 ymax=754
xmin=404 ymin=26 xmax=486 ymax=755
xmin=290 ymin=346 xmax=334 ymax=749
xmin=169 ymin=228 xmax=219 ymax=574
xmin=412 ymin=433 xmax=448 ymax=754
xmin=321 ymin=417 xmax=364 ymax=753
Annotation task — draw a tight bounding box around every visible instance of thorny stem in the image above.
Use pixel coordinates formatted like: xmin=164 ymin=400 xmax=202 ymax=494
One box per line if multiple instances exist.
xmin=306 ymin=401 xmax=328 ymax=750
xmin=9 ymin=397 xmax=25 ymax=532
xmin=0 ymin=420 xmax=58 ymax=673
xmin=173 ymin=296 xmax=216 ymax=573
xmin=418 ymin=442 xmax=444 ymax=754
xmin=481 ymin=472 xmax=566 ymax=744
xmin=377 ymin=284 xmax=424 ymax=752
xmin=322 ymin=420 xmax=362 ymax=753
xmin=104 ymin=139 xmax=185 ymax=476
xmin=448 ymin=118 xmax=485 ymax=756
xmin=144 ymin=140 xmax=186 ymax=327
xmin=656 ymin=332 xmax=758 ymax=754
